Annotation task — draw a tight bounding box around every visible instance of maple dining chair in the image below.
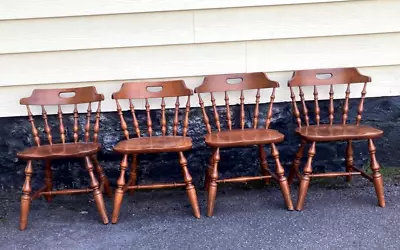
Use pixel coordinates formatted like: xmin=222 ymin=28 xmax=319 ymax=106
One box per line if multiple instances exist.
xmin=17 ymin=86 xmax=111 ymax=230
xmin=194 ymin=72 xmax=294 ymax=217
xmin=287 ymin=67 xmax=385 ymax=210
xmin=111 ymin=80 xmax=200 ymax=223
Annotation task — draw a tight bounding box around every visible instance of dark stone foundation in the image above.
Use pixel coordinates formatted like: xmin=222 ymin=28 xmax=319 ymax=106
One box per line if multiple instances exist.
xmin=1 ymin=96 xmax=399 ymax=191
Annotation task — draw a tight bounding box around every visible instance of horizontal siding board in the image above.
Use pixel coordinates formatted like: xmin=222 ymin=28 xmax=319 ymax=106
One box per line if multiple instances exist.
xmin=0 ymin=32 xmax=399 ymax=87
xmin=0 ymin=42 xmax=247 ymax=87
xmin=2 ymin=65 xmax=400 ymax=117
xmin=0 ymin=11 xmax=194 ymax=54
xmin=195 ymin=0 xmax=400 ymax=43
xmin=1 ymin=0 xmax=398 ymax=54
xmin=246 ymin=33 xmax=400 ymax=72
xmin=0 ymin=0 xmax=352 ymax=20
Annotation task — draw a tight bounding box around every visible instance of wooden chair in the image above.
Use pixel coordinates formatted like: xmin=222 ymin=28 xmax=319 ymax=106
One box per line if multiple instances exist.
xmin=17 ymin=86 xmax=111 ymax=230
xmin=287 ymin=67 xmax=385 ymax=210
xmin=194 ymin=72 xmax=294 ymax=217
xmin=111 ymin=80 xmax=200 ymax=223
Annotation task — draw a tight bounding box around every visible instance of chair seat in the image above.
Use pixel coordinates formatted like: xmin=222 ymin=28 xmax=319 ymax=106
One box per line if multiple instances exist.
xmin=205 ymin=129 xmax=284 ymax=148
xmin=296 ymin=124 xmax=383 ymax=142
xmin=113 ymin=136 xmax=192 ymax=154
xmin=17 ymin=142 xmax=100 ymax=160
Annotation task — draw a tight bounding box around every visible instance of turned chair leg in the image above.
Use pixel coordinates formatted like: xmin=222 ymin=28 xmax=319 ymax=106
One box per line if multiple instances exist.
xmin=204 ymin=150 xmax=215 ymax=191
xmin=296 ymin=142 xmax=316 ymax=211
xmin=20 ymin=161 xmax=33 ymax=231
xmin=288 ymin=140 xmax=306 ymax=185
xmin=207 ymin=148 xmax=220 ymax=217
xmin=270 ymin=144 xmax=294 ymax=211
xmin=126 ymin=154 xmax=138 ymax=196
xmin=258 ymin=145 xmax=271 ymax=185
xmin=112 ymin=155 xmax=128 ymax=224
xmin=91 ymin=156 xmax=113 ymax=198
xmin=178 ymin=152 xmax=200 ymax=218
xmin=84 ymin=156 xmax=109 ymax=224
xmin=44 ymin=160 xmax=53 ymax=203
xmin=345 ymin=140 xmax=354 ymax=182
xmin=368 ymin=139 xmax=385 ymax=207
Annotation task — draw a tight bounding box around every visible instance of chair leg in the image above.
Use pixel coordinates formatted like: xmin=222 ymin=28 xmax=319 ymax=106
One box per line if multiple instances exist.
xmin=91 ymin=156 xmax=113 ymax=198
xmin=112 ymin=155 xmax=128 ymax=224
xmin=368 ymin=139 xmax=385 ymax=207
xmin=345 ymin=140 xmax=354 ymax=182
xmin=258 ymin=145 xmax=271 ymax=185
xmin=44 ymin=160 xmax=53 ymax=203
xmin=20 ymin=161 xmax=33 ymax=231
xmin=178 ymin=152 xmax=200 ymax=219
xmin=126 ymin=154 xmax=138 ymax=196
xmin=288 ymin=140 xmax=306 ymax=185
xmin=296 ymin=142 xmax=316 ymax=211
xmin=84 ymin=156 xmax=109 ymax=224
xmin=270 ymin=144 xmax=294 ymax=211
xmin=207 ymin=148 xmax=220 ymax=217
xmin=204 ymin=150 xmax=215 ymax=191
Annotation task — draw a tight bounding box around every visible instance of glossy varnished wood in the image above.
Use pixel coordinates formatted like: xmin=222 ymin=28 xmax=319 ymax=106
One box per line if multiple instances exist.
xmin=195 ymin=72 xmax=293 ymax=216
xmin=287 ymin=67 xmax=385 ymax=210
xmin=17 ymin=86 xmax=110 ymax=230
xmin=111 ymin=80 xmax=200 ymax=223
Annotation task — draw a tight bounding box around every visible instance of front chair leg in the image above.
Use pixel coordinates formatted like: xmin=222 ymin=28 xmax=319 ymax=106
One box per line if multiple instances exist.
xmin=178 ymin=152 xmax=200 ymax=218
xmin=112 ymin=155 xmax=128 ymax=224
xmin=207 ymin=148 xmax=220 ymax=217
xmin=270 ymin=144 xmax=294 ymax=211
xmin=368 ymin=139 xmax=385 ymax=207
xmin=84 ymin=156 xmax=109 ymax=224
xmin=20 ymin=161 xmax=33 ymax=231
xmin=288 ymin=140 xmax=306 ymax=185
xmin=345 ymin=140 xmax=354 ymax=182
xmin=91 ymin=156 xmax=112 ymax=198
xmin=258 ymin=145 xmax=271 ymax=185
xmin=296 ymin=142 xmax=316 ymax=211
xmin=204 ymin=149 xmax=216 ymax=191
xmin=44 ymin=160 xmax=53 ymax=202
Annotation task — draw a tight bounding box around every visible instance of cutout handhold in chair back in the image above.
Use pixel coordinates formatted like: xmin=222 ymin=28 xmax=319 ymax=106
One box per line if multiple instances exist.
xmin=288 ymin=67 xmax=371 ymax=127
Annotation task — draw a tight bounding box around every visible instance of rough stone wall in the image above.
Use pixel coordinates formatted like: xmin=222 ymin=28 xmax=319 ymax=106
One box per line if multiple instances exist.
xmin=0 ymin=96 xmax=398 ymax=191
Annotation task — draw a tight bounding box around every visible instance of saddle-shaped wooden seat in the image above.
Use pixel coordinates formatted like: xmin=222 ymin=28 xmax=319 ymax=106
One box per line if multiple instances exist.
xmin=296 ymin=124 xmax=383 ymax=142
xmin=113 ymin=136 xmax=192 ymax=154
xmin=17 ymin=142 xmax=100 ymax=160
xmin=205 ymin=128 xmax=284 ymax=148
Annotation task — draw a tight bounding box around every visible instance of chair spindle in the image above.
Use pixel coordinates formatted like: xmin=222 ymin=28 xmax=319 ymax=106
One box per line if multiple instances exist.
xmin=253 ymin=89 xmax=261 ymax=129
xmin=160 ymin=97 xmax=167 ymax=136
xmin=58 ymin=105 xmax=66 ymax=143
xmin=41 ymin=105 xmax=52 ymax=145
xmin=85 ymin=103 xmax=92 ymax=142
xmin=173 ymin=97 xmax=180 ymax=136
xmin=329 ymin=85 xmax=335 ymax=125
xmin=299 ymin=87 xmax=309 ymax=126
xmin=240 ymin=90 xmax=245 ymax=129
xmin=183 ymin=96 xmax=190 ymax=137
xmin=265 ymin=88 xmax=276 ymax=129
xmin=198 ymin=94 xmax=212 ymax=134
xmin=313 ymin=86 xmax=320 ymax=125
xmin=289 ymin=87 xmax=302 ymax=128
xmin=27 ymin=105 xmax=40 ymax=146
xmin=93 ymin=101 xmax=101 ymax=143
xmin=116 ymin=100 xmax=129 ymax=140
xmin=224 ymin=92 xmax=232 ymax=130
xmin=210 ymin=93 xmax=221 ymax=132
xmin=73 ymin=104 xmax=79 ymax=143
xmin=342 ymin=84 xmax=351 ymax=125
xmin=128 ymin=99 xmax=141 ymax=138
xmin=356 ymin=83 xmax=367 ymax=125
xmin=145 ymin=98 xmax=153 ymax=137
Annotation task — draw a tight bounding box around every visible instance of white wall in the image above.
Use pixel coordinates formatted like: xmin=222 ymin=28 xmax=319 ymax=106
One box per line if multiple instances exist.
xmin=0 ymin=0 xmax=399 ymax=117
